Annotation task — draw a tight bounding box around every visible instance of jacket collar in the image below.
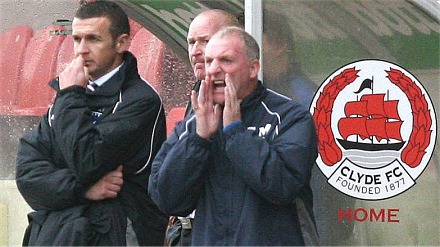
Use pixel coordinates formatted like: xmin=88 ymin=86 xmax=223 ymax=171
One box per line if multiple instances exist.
xmin=89 ymin=63 xmax=123 ymax=88
xmin=240 ymin=81 xmax=266 ymax=110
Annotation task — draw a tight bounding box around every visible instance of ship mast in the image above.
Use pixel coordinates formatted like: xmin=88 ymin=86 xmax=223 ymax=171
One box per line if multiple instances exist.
xmin=356 ymin=94 xmax=359 ymax=143
xmin=387 ymin=89 xmax=390 ymax=144
xmin=370 ymin=76 xmax=374 ymax=144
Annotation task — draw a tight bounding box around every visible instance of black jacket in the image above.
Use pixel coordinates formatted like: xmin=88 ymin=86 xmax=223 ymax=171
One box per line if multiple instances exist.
xmin=16 ymin=52 xmax=168 ymax=246
xmin=149 ymin=83 xmax=318 ymax=246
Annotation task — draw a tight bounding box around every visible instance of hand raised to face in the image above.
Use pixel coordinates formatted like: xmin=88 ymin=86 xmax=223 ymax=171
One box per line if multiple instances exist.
xmin=223 ymin=73 xmax=242 ymax=127
xmin=191 ymin=76 xmax=222 ymax=139
xmin=59 ymin=56 xmax=89 ymax=90
xmin=191 ymin=74 xmax=243 ymax=139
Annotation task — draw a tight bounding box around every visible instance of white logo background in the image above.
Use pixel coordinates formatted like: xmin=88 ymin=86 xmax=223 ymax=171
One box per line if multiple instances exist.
xmin=310 ymin=60 xmax=436 ymax=200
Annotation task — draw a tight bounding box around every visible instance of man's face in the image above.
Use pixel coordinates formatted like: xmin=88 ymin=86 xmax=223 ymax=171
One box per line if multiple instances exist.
xmin=72 ymin=17 xmax=123 ymax=81
xmin=204 ymin=34 xmax=259 ymax=105
xmin=187 ymin=14 xmax=226 ymax=80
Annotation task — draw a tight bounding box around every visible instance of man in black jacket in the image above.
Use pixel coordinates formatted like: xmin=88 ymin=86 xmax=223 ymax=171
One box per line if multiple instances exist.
xmin=16 ymin=1 xmax=168 ymax=245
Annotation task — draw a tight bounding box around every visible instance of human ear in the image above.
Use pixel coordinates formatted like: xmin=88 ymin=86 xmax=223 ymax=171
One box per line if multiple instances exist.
xmin=249 ymin=59 xmax=260 ymax=79
xmin=116 ymin=34 xmax=129 ymax=52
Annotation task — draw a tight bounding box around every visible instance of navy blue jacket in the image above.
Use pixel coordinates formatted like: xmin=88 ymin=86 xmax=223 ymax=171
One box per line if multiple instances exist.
xmin=149 ymin=82 xmax=318 ymax=246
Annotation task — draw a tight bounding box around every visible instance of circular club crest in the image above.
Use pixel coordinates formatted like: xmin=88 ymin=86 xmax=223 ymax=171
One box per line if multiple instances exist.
xmin=310 ymin=60 xmax=436 ymax=200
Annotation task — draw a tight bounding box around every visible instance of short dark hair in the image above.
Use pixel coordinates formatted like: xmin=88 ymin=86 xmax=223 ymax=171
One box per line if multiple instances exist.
xmin=75 ymin=1 xmax=130 ymax=40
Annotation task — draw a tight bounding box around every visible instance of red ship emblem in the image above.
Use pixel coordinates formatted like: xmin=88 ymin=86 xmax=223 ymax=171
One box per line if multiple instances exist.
xmin=337 ymin=79 xmax=405 ymax=152
xmin=310 ymin=60 xmax=436 ymax=200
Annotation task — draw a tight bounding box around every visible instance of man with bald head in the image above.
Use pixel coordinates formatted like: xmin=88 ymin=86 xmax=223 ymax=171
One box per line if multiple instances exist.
xmin=164 ymin=9 xmax=241 ymax=246
xmin=188 ymin=9 xmax=241 ymax=80
xmin=183 ymin=9 xmax=241 ymax=116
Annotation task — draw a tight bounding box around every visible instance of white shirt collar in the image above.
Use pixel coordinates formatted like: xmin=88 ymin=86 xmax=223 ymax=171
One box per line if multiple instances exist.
xmin=89 ymin=62 xmax=124 ymax=87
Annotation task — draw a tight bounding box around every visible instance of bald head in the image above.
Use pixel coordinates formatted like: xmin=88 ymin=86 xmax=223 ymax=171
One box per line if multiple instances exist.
xmin=187 ymin=9 xmax=240 ymax=80
xmin=194 ymin=9 xmax=240 ymax=28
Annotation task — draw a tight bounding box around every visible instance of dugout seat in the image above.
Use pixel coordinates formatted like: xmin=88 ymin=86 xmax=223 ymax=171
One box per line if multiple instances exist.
xmin=0 ymin=25 xmax=33 ymax=114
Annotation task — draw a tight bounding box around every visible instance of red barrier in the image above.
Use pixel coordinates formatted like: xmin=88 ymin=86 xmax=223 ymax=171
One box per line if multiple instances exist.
xmin=56 ymin=35 xmax=74 ymax=75
xmin=129 ymin=19 xmax=142 ymax=44
xmin=16 ymin=26 xmax=66 ymax=116
xmin=129 ymin=28 xmax=164 ymax=93
xmin=0 ymin=25 xmax=33 ymax=114
xmin=166 ymin=107 xmax=186 ymax=136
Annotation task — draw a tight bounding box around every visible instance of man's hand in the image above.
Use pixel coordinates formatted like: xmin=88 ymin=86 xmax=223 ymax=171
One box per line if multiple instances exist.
xmin=223 ymin=74 xmax=242 ymax=127
xmin=191 ymin=76 xmax=221 ymax=139
xmin=59 ymin=56 xmax=89 ymax=90
xmin=85 ymin=165 xmax=123 ymax=201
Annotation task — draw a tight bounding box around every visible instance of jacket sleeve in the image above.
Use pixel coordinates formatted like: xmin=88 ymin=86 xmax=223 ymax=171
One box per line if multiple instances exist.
xmin=149 ymin=119 xmax=210 ymax=216
xmin=16 ymin=116 xmax=86 ymax=211
xmin=50 ymin=85 xmax=164 ymax=186
xmin=225 ymin=109 xmax=318 ymax=205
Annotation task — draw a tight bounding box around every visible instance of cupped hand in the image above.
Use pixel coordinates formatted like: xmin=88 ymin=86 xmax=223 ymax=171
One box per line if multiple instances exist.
xmin=191 ymin=76 xmax=222 ymax=139
xmin=223 ymin=74 xmax=242 ymax=127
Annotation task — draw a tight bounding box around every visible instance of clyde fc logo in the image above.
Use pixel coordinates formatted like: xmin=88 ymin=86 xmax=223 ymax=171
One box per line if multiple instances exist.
xmin=310 ymin=60 xmax=436 ymax=200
